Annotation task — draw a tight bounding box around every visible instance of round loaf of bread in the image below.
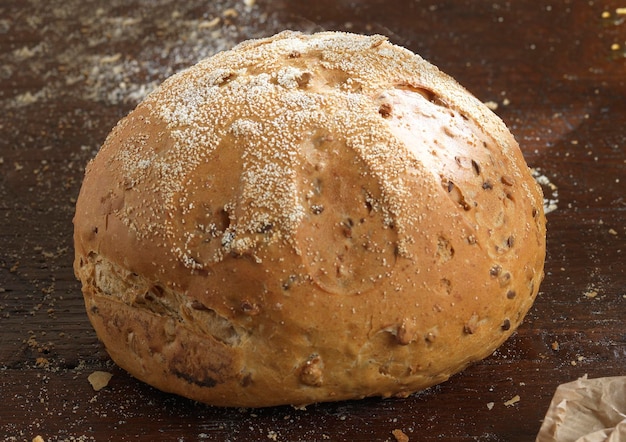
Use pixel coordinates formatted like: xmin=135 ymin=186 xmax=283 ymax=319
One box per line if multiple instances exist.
xmin=73 ymin=31 xmax=546 ymax=407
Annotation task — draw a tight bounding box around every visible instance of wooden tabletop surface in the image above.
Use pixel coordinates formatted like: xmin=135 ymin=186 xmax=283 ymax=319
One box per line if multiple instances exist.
xmin=1 ymin=1 xmax=625 ymax=441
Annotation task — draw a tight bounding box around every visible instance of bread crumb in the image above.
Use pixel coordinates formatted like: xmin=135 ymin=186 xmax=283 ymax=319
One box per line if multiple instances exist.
xmin=484 ymin=100 xmax=498 ymax=111
xmin=504 ymin=394 xmax=520 ymax=407
xmin=199 ymin=17 xmax=221 ymax=28
xmin=32 ymin=437 xmax=45 ymax=442
xmin=617 ymin=7 xmax=626 ymax=14
xmin=267 ymin=430 xmax=278 ymax=440
xmin=486 ymin=401 xmax=495 ymax=410
xmin=608 ymin=228 xmax=618 ymax=235
xmin=88 ymin=371 xmax=113 ymax=391
xmin=584 ymin=289 xmax=598 ymax=299
xmin=551 ymin=341 xmax=560 ymax=351
xmin=35 ymin=357 xmax=50 ymax=369
xmin=570 ymin=356 xmax=585 ymax=366
xmin=392 ymin=429 xmax=410 ymax=442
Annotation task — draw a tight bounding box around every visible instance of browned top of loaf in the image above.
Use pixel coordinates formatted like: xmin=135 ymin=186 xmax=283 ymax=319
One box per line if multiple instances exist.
xmin=79 ymin=31 xmax=531 ymax=271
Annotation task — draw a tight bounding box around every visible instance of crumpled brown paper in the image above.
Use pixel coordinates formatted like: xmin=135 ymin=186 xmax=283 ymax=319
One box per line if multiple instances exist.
xmin=536 ymin=376 xmax=626 ymax=442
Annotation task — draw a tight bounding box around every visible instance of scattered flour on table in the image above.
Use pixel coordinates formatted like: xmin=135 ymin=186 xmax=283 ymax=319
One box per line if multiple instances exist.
xmin=531 ymin=167 xmax=559 ymax=214
xmin=1 ymin=0 xmax=288 ymax=109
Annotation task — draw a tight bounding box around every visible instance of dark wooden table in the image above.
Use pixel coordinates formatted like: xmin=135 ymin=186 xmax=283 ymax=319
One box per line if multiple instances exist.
xmin=1 ymin=1 xmax=625 ymax=440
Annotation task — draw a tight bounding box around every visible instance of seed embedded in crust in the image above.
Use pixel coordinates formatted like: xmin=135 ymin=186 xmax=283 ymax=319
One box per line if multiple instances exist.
xmin=311 ymin=204 xmax=324 ymax=214
xmin=490 ymin=265 xmax=502 ymax=277
xmin=501 ymin=175 xmax=514 ymax=186
xmin=464 ymin=313 xmax=480 ymax=334
xmin=300 ymin=354 xmax=324 ymax=386
xmin=241 ymin=300 xmax=261 ymax=315
xmin=378 ymin=102 xmax=393 ymax=118
xmin=471 ymin=159 xmax=481 ymax=175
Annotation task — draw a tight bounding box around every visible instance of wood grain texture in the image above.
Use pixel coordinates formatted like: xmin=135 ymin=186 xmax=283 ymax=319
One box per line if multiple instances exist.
xmin=1 ymin=0 xmax=624 ymax=440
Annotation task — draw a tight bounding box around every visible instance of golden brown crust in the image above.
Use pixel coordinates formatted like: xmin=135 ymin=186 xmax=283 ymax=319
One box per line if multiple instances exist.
xmin=73 ymin=31 xmax=546 ymax=407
